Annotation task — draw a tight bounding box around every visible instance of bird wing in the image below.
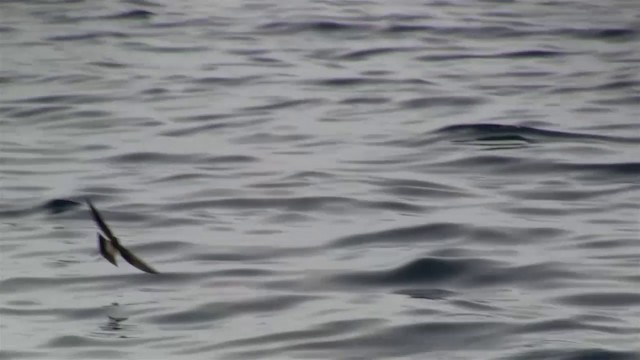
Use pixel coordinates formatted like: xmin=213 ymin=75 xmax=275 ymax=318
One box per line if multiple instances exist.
xmin=86 ymin=199 xmax=117 ymax=241
xmin=98 ymin=233 xmax=118 ymax=266
xmin=115 ymin=243 xmax=159 ymax=274
xmin=87 ymin=198 xmax=159 ymax=274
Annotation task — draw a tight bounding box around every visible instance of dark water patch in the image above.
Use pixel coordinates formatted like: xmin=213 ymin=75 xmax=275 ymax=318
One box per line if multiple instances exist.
xmin=34 ymin=74 xmax=102 ymax=85
xmin=100 ymin=9 xmax=155 ymax=20
xmin=333 ymin=257 xmax=579 ymax=288
xmin=171 ymin=113 xmax=231 ymax=123
xmin=243 ymin=98 xmax=324 ymax=111
xmin=306 ymin=77 xmax=430 ymax=87
xmin=151 ymin=173 xmax=210 ymax=183
xmin=253 ymin=321 xmax=508 ymax=358
xmin=284 ymin=171 xmax=335 ymax=180
xmin=0 ymin=305 xmax=103 ymax=320
xmin=394 ymin=288 xmax=456 ymax=300
xmin=140 ymin=87 xmax=169 ymax=96
xmin=333 ymin=257 xmax=495 ymax=285
xmin=122 ymin=0 xmax=163 ymax=7
xmin=384 ymin=24 xmax=529 ymax=38
xmin=3 ymin=155 xmax=78 ymax=166
xmin=594 ymin=80 xmax=640 ymax=91
xmin=577 ymin=238 xmax=639 ymax=250
xmin=0 ymin=350 xmax=46 ymax=359
xmin=418 ymin=49 xmax=570 ymax=62
xmin=125 ymin=42 xmax=209 ymax=53
xmin=64 ymin=110 xmax=113 ymax=120
xmin=433 ymin=123 xmax=638 ymax=144
xmin=89 ymin=61 xmax=128 ymax=69
xmin=500 ymin=49 xmax=568 ymax=58
xmin=333 ymin=222 xmax=563 ymax=248
xmin=6 ymin=105 xmax=71 ymax=119
xmin=400 ymin=96 xmax=486 ymax=109
xmin=232 ymin=132 xmax=312 ymax=145
xmin=505 ymin=183 xmax=634 ymax=201
xmin=460 ymin=134 xmax=536 ymax=144
xmin=556 ymin=292 xmax=640 ymax=307
xmin=383 ymin=24 xmax=436 ymax=33
xmin=561 ymin=162 xmax=640 ymax=177
xmin=203 ymin=268 xmax=275 ymax=278
xmin=164 ymin=196 xmax=424 ymax=214
xmin=187 ymin=246 xmax=315 ymax=263
xmin=330 ymin=223 xmax=463 ymax=248
xmin=265 ymin=212 xmax=314 ymax=224
xmin=125 ymin=240 xmax=197 ymax=255
xmin=340 ymin=96 xmax=391 ymax=104
xmin=249 ymin=180 xmax=308 ymax=189
xmin=70 ymin=350 xmax=130 ymax=359
xmin=496 ymin=70 xmax=554 ymax=78
xmin=160 ymin=122 xmax=238 ymax=137
xmin=593 ymin=95 xmax=640 ymax=106
xmin=186 ymin=318 xmax=383 ymax=354
xmin=515 ymin=317 xmax=633 ymax=335
xmin=9 ymin=94 xmax=113 ymax=105
xmin=0 ymin=207 xmax=35 ymax=219
xmin=203 ymin=155 xmax=257 ymax=164
xmin=45 ymin=334 xmax=146 ymax=348
xmin=0 ymin=105 xmax=20 ymax=114
xmin=46 ymin=31 xmax=129 ymax=42
xmin=147 ymin=216 xmax=202 ymax=228
xmin=82 ymin=186 xmax=136 ymax=198
xmin=556 ymin=80 xmax=640 ymax=96
xmin=104 ymin=152 xmax=257 ymax=165
xmin=146 ymin=295 xmax=315 ymax=324
xmin=451 ymin=299 xmax=501 ymax=312
xmin=338 ymin=47 xmax=420 ymax=60
xmin=259 ymin=20 xmax=372 ymax=34
xmin=0 ymin=25 xmax=16 ymax=33
xmin=42 ymin=199 xmax=82 ymax=214
xmin=0 ymin=270 xmax=212 ymax=293
xmin=191 ymin=75 xmax=263 ymax=87
xmin=560 ymin=27 xmax=638 ymax=41
xmin=471 ymin=262 xmax=581 ymax=287
xmin=509 ymin=348 xmax=640 ymax=360
xmin=470 ymin=226 xmax=566 ymax=245
xmin=368 ymin=177 xmax=472 ymax=198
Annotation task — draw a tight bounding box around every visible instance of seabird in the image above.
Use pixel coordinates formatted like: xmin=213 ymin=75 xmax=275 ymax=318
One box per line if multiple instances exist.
xmin=86 ymin=199 xmax=159 ymax=274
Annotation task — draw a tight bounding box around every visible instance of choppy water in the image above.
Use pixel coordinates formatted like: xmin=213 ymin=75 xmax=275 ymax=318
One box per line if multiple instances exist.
xmin=1 ymin=1 xmax=639 ymax=359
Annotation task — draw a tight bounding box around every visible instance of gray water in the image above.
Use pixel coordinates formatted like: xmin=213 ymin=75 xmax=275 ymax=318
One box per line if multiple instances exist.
xmin=1 ymin=1 xmax=640 ymax=359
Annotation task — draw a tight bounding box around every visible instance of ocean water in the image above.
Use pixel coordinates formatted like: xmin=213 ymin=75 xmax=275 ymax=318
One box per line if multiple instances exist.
xmin=1 ymin=0 xmax=639 ymax=359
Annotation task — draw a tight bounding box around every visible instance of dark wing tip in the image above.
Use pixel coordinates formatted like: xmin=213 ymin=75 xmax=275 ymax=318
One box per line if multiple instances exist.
xmin=116 ymin=244 xmax=160 ymax=274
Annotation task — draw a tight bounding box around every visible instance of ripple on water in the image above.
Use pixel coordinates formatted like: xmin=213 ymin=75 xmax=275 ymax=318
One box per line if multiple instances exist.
xmin=2 ymin=0 xmax=639 ymax=359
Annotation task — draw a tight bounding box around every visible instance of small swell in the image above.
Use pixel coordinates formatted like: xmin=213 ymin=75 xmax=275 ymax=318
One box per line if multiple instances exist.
xmin=101 ymin=9 xmax=155 ymax=20
xmin=163 ymin=196 xmax=424 ymax=214
xmin=332 ymin=257 xmax=580 ymax=288
xmin=330 ymin=223 xmax=463 ymax=248
xmin=332 ymin=257 xmax=496 ymax=285
xmin=42 ymin=199 xmax=82 ymax=214
xmin=105 ymin=152 xmax=257 ymax=165
xmin=511 ymin=348 xmax=640 ymax=360
xmin=46 ymin=32 xmax=129 ymax=42
xmin=555 ymin=292 xmax=640 ymax=307
xmin=560 ymin=27 xmax=638 ymax=40
xmin=243 ymin=98 xmax=324 ymax=111
xmin=338 ymin=47 xmax=420 ymax=60
xmin=146 ymin=295 xmax=315 ymax=324
xmin=400 ymin=96 xmax=486 ymax=109
xmin=259 ymin=21 xmax=371 ymax=34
